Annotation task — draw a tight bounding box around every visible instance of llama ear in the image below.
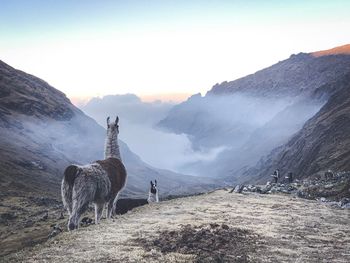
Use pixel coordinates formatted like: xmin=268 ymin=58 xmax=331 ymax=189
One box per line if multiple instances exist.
xmin=155 ymin=180 xmax=157 ymax=186
xmin=115 ymin=116 xmax=119 ymax=125
xmin=150 ymin=181 xmax=153 ymax=186
xmin=107 ymin=117 xmax=110 ymax=127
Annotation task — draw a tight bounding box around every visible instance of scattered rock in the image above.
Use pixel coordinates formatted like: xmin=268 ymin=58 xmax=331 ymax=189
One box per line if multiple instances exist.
xmin=58 ymin=212 xmax=64 ymax=220
xmin=324 ymin=184 xmax=335 ymax=189
xmin=221 ymin=224 xmax=229 ymax=230
xmin=48 ymin=224 xmax=63 ymax=239
xmin=28 ymin=196 xmax=61 ymax=207
xmin=0 ymin=212 xmax=17 ymax=224
xmin=260 ymin=184 xmax=272 ymax=194
xmin=234 ymin=185 xmax=245 ymax=193
xmin=53 ymin=224 xmax=63 ymax=232
xmin=80 ymin=217 xmax=94 ymax=226
xmin=339 ymin=198 xmax=350 ymax=208
xmin=340 ymin=197 xmax=350 ymax=206
xmin=40 ymin=212 xmax=48 ymax=221
xmin=320 ymin=197 xmax=327 ymax=202
xmin=341 ymin=203 xmax=350 ymax=209
xmin=30 ymin=161 xmax=45 ymax=170
xmin=24 ymin=219 xmax=34 ymax=228
xmin=243 ymin=171 xmax=349 ymax=206
xmin=209 ymin=223 xmax=220 ymax=229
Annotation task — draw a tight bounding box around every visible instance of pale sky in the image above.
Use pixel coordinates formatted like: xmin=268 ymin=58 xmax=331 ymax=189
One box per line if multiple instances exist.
xmin=1 ymin=0 xmax=350 ymax=104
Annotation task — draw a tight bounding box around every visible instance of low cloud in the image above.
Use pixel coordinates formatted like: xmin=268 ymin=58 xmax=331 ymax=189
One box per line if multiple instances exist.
xmin=81 ymin=94 xmax=225 ymax=174
xmin=81 ymin=93 xmax=323 ymax=177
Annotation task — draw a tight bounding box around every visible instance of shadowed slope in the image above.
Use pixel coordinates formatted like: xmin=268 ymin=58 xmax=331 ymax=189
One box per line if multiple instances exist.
xmin=243 ymin=73 xmax=350 ymax=182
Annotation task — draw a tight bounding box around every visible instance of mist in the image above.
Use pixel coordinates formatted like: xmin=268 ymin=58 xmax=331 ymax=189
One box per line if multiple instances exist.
xmin=80 ymin=94 xmax=226 ymax=174
xmin=158 ymin=92 xmax=324 ymax=177
xmin=78 ymin=92 xmax=323 ymax=177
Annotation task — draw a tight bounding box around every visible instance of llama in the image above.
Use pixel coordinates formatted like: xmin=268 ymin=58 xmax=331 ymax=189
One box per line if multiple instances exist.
xmin=115 ymin=180 xmax=158 ymax=213
xmin=147 ymin=180 xmax=159 ymax=203
xmin=61 ymin=116 xmax=127 ymax=231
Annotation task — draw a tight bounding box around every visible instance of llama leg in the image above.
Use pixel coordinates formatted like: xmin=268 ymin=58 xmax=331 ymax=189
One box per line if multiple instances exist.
xmin=95 ymin=203 xmax=104 ymax=224
xmin=105 ymin=203 xmax=109 ymax=219
xmin=107 ymin=198 xmax=115 ymax=219
xmin=106 ymin=193 xmax=120 ymax=219
xmin=110 ymin=192 xmax=120 ymax=218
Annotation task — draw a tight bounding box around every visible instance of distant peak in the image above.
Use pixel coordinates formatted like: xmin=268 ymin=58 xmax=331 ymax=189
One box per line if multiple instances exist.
xmin=311 ymin=44 xmax=350 ymax=57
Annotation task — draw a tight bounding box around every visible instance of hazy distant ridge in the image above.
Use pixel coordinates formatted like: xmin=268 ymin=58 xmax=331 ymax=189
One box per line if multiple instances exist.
xmin=158 ymin=45 xmax=350 ymax=181
xmin=0 ymin=60 xmax=216 ymax=200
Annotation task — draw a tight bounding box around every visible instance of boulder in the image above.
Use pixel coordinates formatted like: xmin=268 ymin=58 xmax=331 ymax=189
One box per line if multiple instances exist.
xmin=234 ymin=185 xmax=245 ymax=193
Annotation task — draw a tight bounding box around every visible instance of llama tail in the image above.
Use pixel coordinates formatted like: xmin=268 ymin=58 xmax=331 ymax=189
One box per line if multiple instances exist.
xmin=61 ymin=165 xmax=80 ymax=215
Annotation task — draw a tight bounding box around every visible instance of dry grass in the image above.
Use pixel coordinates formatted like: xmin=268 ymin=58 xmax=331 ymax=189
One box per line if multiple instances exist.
xmin=2 ymin=190 xmax=350 ymax=262
xmin=0 ymin=195 xmax=64 ymax=257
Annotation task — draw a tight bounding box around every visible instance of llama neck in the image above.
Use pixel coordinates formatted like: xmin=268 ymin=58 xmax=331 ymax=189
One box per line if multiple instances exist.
xmin=104 ymin=131 xmax=121 ymax=160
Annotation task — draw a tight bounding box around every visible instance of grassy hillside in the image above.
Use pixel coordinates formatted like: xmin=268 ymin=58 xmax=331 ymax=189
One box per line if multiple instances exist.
xmin=3 ymin=190 xmax=350 ymax=262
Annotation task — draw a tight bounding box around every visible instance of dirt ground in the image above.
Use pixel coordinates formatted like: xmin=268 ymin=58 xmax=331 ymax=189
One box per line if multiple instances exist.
xmin=2 ymin=190 xmax=350 ymax=262
xmin=0 ymin=194 xmax=66 ymax=257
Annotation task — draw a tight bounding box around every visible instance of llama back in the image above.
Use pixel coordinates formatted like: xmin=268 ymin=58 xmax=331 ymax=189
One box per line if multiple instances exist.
xmin=61 ymin=165 xmax=80 ymax=214
xmin=96 ymin=157 xmax=127 ymax=198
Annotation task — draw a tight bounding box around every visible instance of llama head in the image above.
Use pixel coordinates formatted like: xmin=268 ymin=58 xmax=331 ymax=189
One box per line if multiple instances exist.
xmin=68 ymin=215 xmax=79 ymax=231
xmin=150 ymin=180 xmax=157 ymax=194
xmin=106 ymin=116 xmax=119 ymax=135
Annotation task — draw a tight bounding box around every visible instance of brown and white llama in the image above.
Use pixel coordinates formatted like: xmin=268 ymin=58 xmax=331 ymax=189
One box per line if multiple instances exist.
xmin=61 ymin=116 xmax=127 ymax=231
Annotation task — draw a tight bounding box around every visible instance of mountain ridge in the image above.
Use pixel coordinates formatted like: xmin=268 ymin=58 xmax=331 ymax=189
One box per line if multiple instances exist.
xmin=158 ymin=44 xmax=350 ymax=181
xmin=242 ymin=73 xmax=350 ymax=183
xmin=0 ymin=59 xmax=217 ymax=199
xmin=208 ymin=52 xmax=350 ymax=97
xmin=312 ymin=43 xmax=350 ymax=57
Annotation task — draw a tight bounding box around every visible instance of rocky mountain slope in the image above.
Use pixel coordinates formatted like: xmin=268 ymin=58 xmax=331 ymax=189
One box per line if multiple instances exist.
xmin=208 ymin=43 xmax=350 ymax=97
xmin=158 ymin=44 xmax=350 ymax=180
xmin=0 ymin=60 xmax=217 ymax=256
xmin=243 ymin=73 xmax=350 ymax=183
xmin=3 ymin=190 xmax=350 ymax=262
xmin=0 ymin=59 xmax=216 ymax=199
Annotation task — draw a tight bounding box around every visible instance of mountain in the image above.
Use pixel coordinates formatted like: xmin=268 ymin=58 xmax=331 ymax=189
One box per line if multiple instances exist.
xmin=0 ymin=60 xmax=216 ymax=199
xmin=0 ymin=60 xmax=218 ymax=256
xmin=312 ymin=43 xmax=350 ymax=57
xmin=242 ymin=73 xmax=350 ymax=183
xmin=158 ymin=44 xmax=350 ymax=180
xmin=208 ymin=45 xmax=350 ymax=97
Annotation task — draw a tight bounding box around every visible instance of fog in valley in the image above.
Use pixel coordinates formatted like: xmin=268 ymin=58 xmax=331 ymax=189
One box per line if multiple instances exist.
xmin=80 ymin=94 xmax=225 ymax=172
xmin=80 ymin=93 xmax=324 ymax=177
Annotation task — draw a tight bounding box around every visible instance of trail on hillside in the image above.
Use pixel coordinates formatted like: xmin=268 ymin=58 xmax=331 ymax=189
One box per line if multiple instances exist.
xmin=3 ymin=190 xmax=350 ymax=263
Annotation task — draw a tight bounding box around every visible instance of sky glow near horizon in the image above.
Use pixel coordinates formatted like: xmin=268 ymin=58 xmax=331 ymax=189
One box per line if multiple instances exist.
xmin=1 ymin=0 xmax=350 ymax=103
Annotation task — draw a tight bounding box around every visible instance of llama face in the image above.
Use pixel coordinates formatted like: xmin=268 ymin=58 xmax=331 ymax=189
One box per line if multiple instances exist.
xmin=150 ymin=180 xmax=157 ymax=194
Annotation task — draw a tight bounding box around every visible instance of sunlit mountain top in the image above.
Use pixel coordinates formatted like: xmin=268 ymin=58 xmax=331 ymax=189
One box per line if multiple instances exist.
xmin=312 ymin=43 xmax=350 ymax=57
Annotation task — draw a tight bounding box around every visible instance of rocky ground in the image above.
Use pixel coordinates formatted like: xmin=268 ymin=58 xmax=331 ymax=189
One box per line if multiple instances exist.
xmin=0 ymin=193 xmax=66 ymax=257
xmin=2 ymin=189 xmax=349 ymax=263
xmin=236 ymin=172 xmax=350 ymax=208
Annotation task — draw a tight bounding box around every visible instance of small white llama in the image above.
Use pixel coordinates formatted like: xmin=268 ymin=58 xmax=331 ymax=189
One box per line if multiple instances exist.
xmin=147 ymin=180 xmax=159 ymax=203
